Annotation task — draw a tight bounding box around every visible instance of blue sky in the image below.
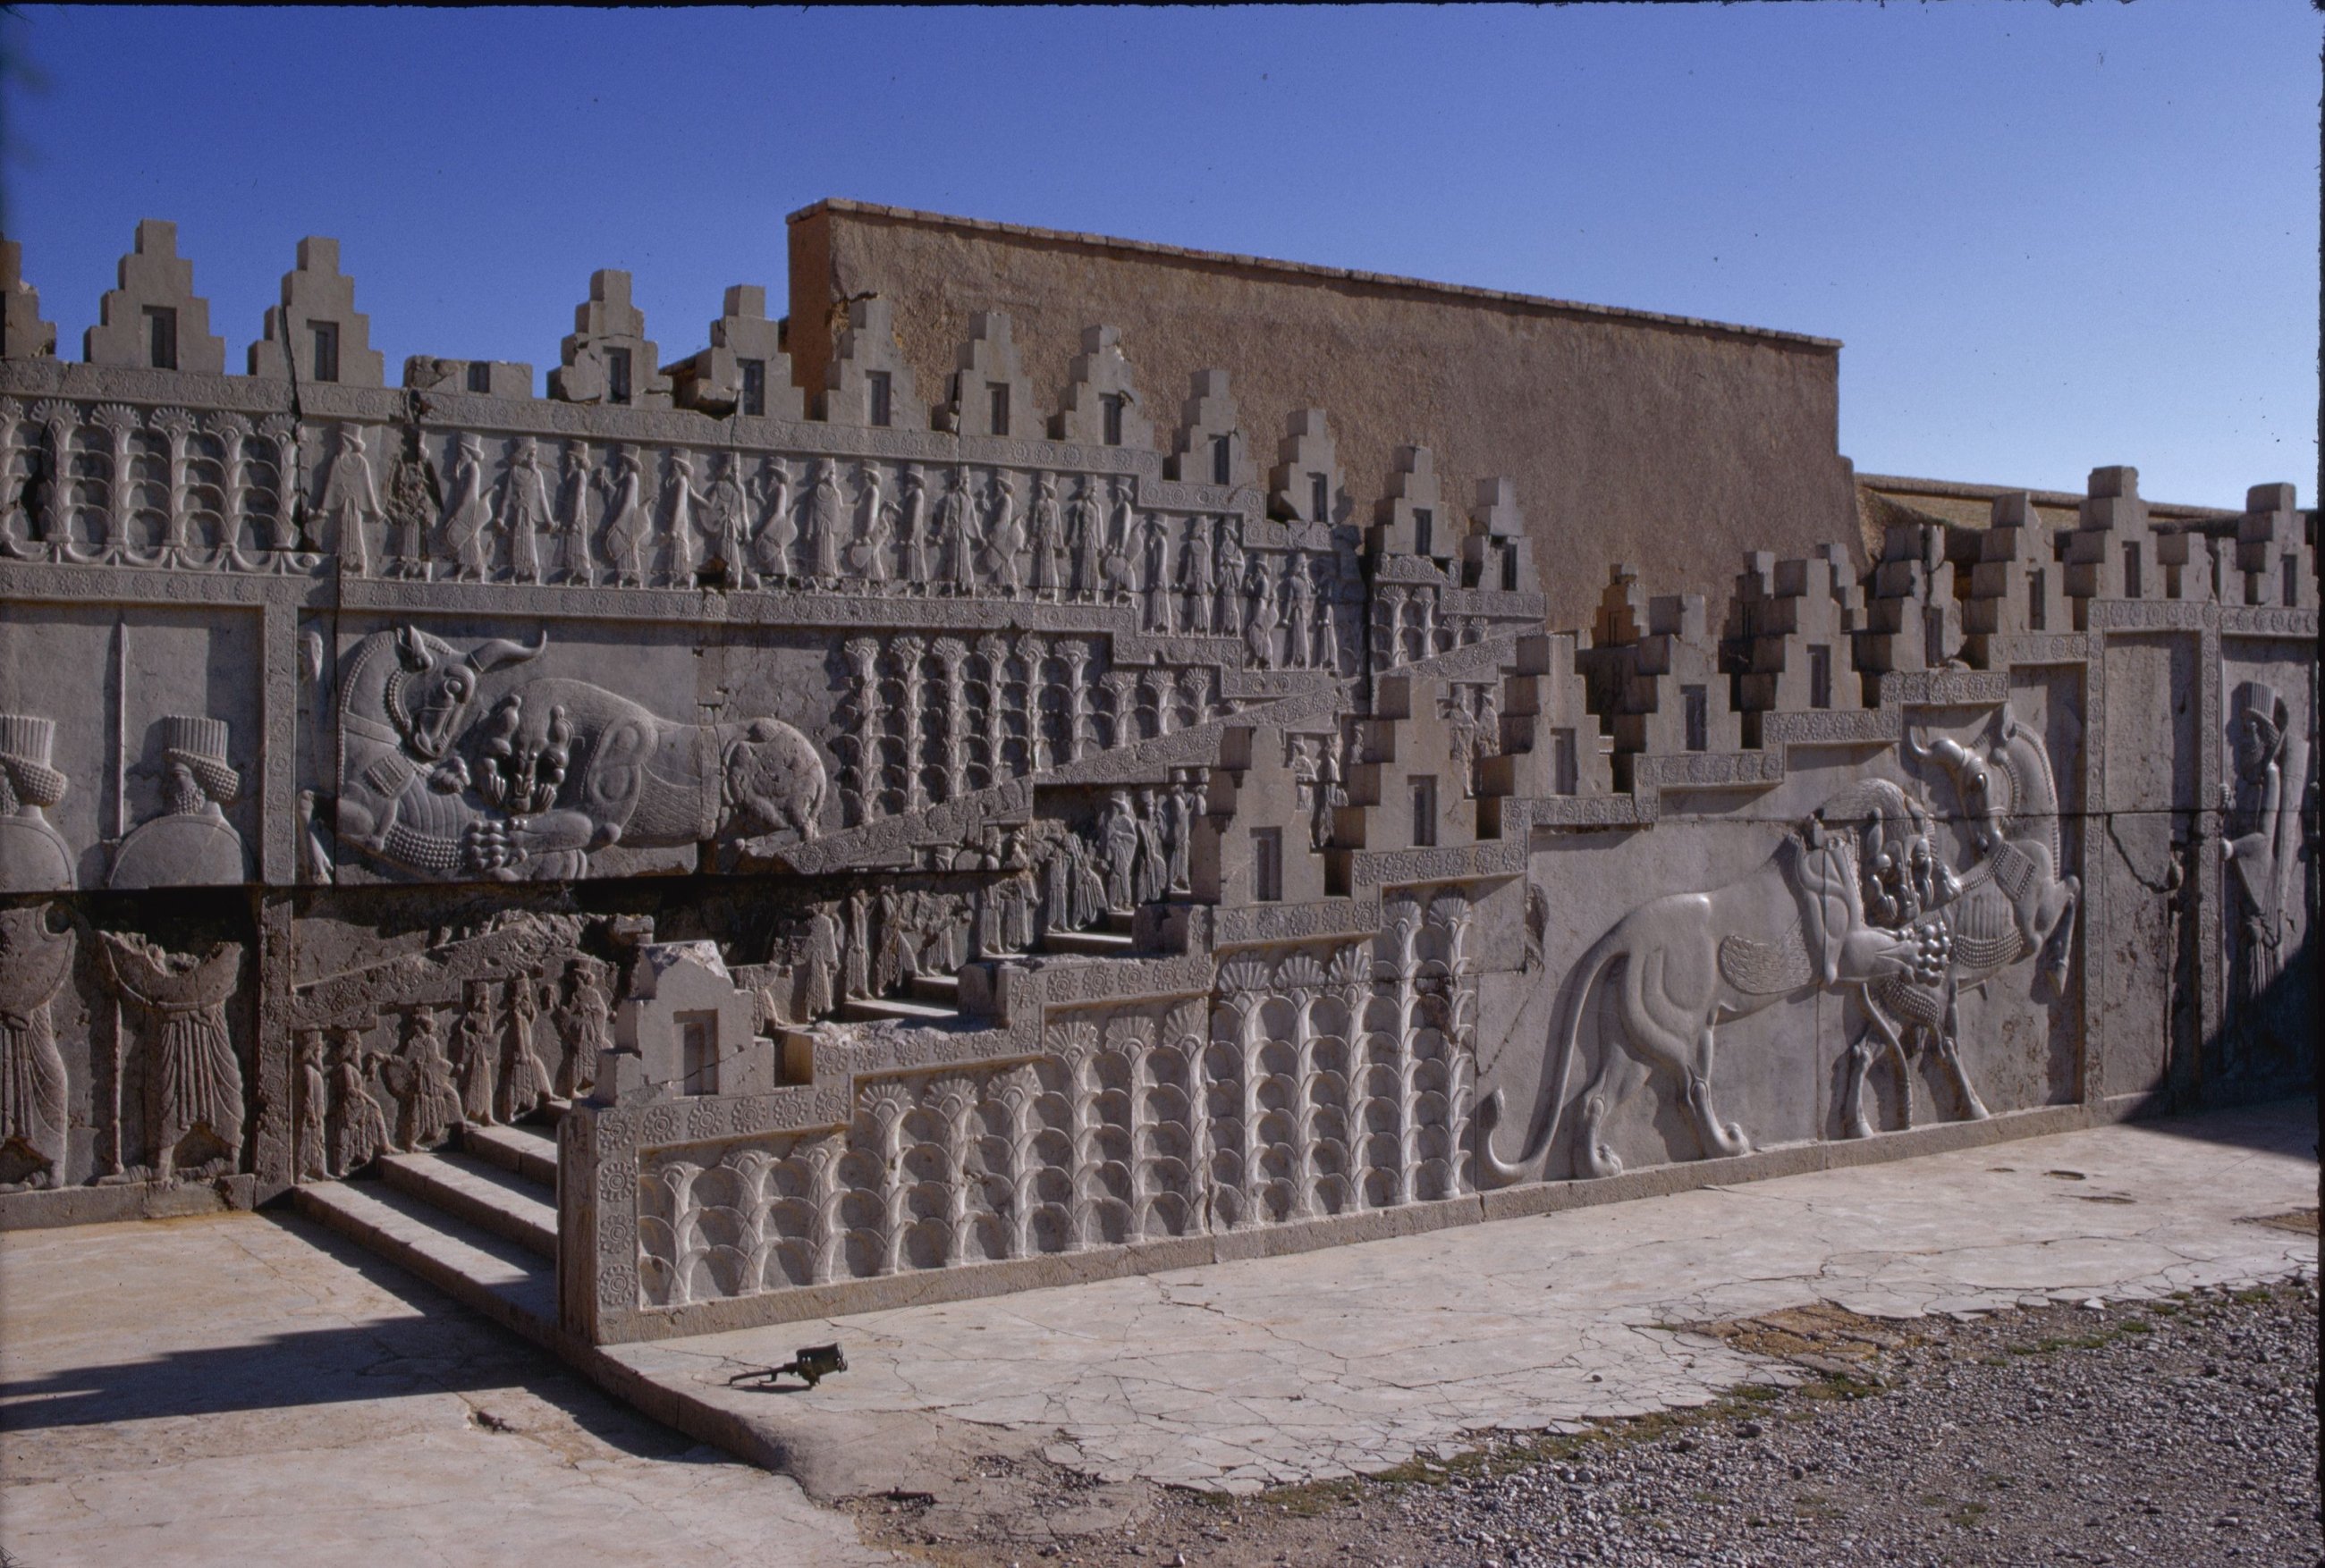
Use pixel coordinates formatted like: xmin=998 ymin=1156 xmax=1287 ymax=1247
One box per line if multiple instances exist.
xmin=4 ymin=4 xmax=2314 ymax=508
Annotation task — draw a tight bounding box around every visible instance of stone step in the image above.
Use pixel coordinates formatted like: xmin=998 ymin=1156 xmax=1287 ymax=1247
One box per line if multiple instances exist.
xmin=378 ymin=1150 xmax=557 ymax=1259
xmin=1042 ymin=926 xmax=1137 ymax=957
xmin=290 ymin=1180 xmax=557 ymax=1347
xmin=909 ymin=971 xmax=960 ymax=1004
xmin=534 ymin=1097 xmax=571 ymax=1129
xmin=457 ymin=1121 xmax=560 ymax=1190
xmin=840 ymin=993 xmax=961 ymax=1025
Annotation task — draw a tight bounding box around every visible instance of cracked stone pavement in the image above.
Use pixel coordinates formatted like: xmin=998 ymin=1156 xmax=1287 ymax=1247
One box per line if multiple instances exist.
xmin=1 ymin=1100 xmax=2312 ymax=1562
xmin=0 ymin=1209 xmax=891 ymax=1566
xmin=614 ymin=1097 xmax=2319 ymax=1496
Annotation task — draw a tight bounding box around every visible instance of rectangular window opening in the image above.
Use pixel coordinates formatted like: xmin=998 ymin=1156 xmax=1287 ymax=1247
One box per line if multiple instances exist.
xmin=1409 ymin=776 xmax=1438 ymax=847
xmin=1101 ymin=393 xmax=1125 ymax=447
xmin=1808 ymin=645 xmax=1833 ymax=711
xmin=1412 ymin=508 xmax=1433 ymax=558
xmin=2121 ymin=541 xmax=2142 ymax=599
xmin=1682 ymin=686 xmax=1709 ymax=753
xmin=1923 ymin=606 xmax=1944 ymax=668
xmin=1552 ymin=729 xmax=1577 ymax=797
xmin=867 ymin=370 xmax=892 ymax=428
xmin=739 ymin=358 xmax=766 ymax=417
xmin=309 ymin=322 xmax=339 ymax=384
xmin=466 ymin=361 xmax=492 ymax=393
xmin=1501 ymin=545 xmax=1519 ymax=592
xmin=1251 ymin=828 xmax=1282 ymax=903
xmin=605 ymin=347 xmax=633 ymax=406
xmin=2027 ymin=569 xmax=2047 ymax=631
xmin=2284 ymin=552 xmax=2299 ymax=608
xmin=1211 ymin=434 xmax=1232 ymax=486
xmin=1310 ymin=473 xmax=1330 ymax=524
xmin=677 ymin=1010 xmax=719 ymax=1097
xmin=144 ymin=306 xmax=177 ymax=371
xmin=987 ymin=381 xmax=1010 ymax=437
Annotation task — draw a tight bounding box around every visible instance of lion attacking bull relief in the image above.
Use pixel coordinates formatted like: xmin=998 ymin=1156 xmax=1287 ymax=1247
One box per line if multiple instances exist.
xmin=331 ymin=625 xmax=828 ymax=882
xmin=1478 ymin=703 xmax=2079 ymax=1184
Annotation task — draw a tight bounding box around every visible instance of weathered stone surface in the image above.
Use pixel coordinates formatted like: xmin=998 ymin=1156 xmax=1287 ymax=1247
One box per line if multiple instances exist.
xmin=0 ymin=212 xmax=2311 ymax=1365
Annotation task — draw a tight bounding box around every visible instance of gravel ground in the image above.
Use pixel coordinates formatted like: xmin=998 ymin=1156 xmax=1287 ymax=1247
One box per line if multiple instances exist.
xmin=858 ymin=1269 xmax=2320 ymax=1568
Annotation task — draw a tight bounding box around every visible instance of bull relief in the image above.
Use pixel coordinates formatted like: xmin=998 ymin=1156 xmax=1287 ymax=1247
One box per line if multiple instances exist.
xmin=332 ymin=626 xmax=828 ymax=881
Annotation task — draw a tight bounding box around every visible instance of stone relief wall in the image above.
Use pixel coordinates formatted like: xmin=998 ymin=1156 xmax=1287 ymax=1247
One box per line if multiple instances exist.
xmin=0 ymin=224 xmax=2312 ymax=1351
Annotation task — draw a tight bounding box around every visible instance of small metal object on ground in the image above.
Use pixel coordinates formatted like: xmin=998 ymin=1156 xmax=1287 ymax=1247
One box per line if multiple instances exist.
xmin=727 ymin=1342 xmax=848 ymax=1391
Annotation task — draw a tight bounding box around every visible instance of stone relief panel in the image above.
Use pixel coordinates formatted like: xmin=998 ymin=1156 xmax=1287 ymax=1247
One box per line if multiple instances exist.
xmin=325 ymin=622 xmax=831 ymax=882
xmin=1480 ymin=700 xmax=2083 ymax=1184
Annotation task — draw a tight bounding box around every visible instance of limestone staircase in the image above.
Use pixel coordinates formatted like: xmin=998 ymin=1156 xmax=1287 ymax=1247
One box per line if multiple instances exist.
xmin=289 ymin=907 xmax=1155 ymax=1345
xmin=291 ymin=1110 xmax=565 ymax=1348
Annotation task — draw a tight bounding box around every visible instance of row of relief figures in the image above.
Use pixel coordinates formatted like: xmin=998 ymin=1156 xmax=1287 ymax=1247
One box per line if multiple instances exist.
xmin=0 ymin=894 xmax=628 ymax=1193
xmin=772 ymin=792 xmax=1211 ymax=1011
xmin=637 ymin=893 xmax=1479 ymax=1306
xmin=0 ymin=400 xmax=1394 ymax=613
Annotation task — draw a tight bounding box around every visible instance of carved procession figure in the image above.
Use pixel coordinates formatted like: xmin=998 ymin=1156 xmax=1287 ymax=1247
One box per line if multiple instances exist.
xmin=381 ymin=1005 xmax=461 ymax=1151
xmin=851 ymin=463 xmax=892 ymax=584
xmin=0 ymin=905 xmax=72 ymax=1190
xmin=452 ymin=979 xmax=498 ymax=1125
xmin=439 ymin=434 xmax=493 ymax=580
xmin=293 ymin=1028 xmax=329 ymax=1181
xmin=110 ymin=715 xmax=248 ymax=889
xmin=751 ymin=457 xmax=797 ymax=582
xmin=896 ymin=464 xmax=928 ymax=585
xmin=1066 ymin=476 xmax=1101 ymax=598
xmin=937 ymin=465 xmax=977 ymax=594
xmin=1244 ymin=558 xmax=1277 ymax=669
xmin=553 ymin=959 xmax=611 ymax=1099
xmin=804 ymin=458 xmax=843 ymax=583
xmin=702 ymin=452 xmax=752 ymax=587
xmin=554 ymin=440 xmax=595 ymax=584
xmin=98 ymin=932 xmax=244 ymax=1183
xmin=319 ymin=424 xmax=381 ymax=577
xmin=985 ymin=471 xmax=1025 ymax=594
xmin=596 ymin=445 xmax=652 ymax=586
xmin=1281 ymin=555 xmax=1311 ymax=669
xmin=661 ymin=450 xmax=706 ymax=583
xmin=326 ymin=1026 xmax=388 ymax=1176
xmin=1027 ymin=472 xmax=1063 ymax=597
xmin=498 ymin=976 xmax=552 ymax=1122
xmin=385 ymin=439 xmax=435 ymax=578
xmin=1179 ymin=516 xmax=1214 ymax=632
xmin=0 ymin=715 xmax=74 ymax=894
xmin=2224 ymin=681 xmax=2309 ymax=1027
xmin=502 ymin=436 xmax=552 ymax=584
xmin=1099 ymin=792 xmax=1141 ymax=914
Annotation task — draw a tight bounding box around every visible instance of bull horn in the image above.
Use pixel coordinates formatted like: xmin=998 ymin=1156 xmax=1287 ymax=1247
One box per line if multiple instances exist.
xmin=467 ymin=630 xmax=547 ymax=673
xmin=1901 ymin=726 xmax=1936 ymax=766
